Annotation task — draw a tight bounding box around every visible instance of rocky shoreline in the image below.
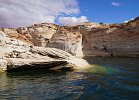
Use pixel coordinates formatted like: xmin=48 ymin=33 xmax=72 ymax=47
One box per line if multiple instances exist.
xmin=0 ymin=30 xmax=89 ymax=72
xmin=0 ymin=16 xmax=139 ymax=71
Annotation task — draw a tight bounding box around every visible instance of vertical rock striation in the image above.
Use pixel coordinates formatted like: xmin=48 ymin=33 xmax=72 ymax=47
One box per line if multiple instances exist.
xmin=80 ymin=17 xmax=139 ymax=57
xmin=47 ymin=26 xmax=83 ymax=57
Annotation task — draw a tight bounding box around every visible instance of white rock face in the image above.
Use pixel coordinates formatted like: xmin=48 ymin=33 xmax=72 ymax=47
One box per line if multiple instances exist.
xmin=47 ymin=26 xmax=83 ymax=57
xmin=0 ymin=31 xmax=6 ymax=46
xmin=0 ymin=59 xmax=7 ymax=71
xmin=4 ymin=47 xmax=89 ymax=71
xmin=66 ymin=57 xmax=89 ymax=70
xmin=0 ymin=31 xmax=89 ymax=71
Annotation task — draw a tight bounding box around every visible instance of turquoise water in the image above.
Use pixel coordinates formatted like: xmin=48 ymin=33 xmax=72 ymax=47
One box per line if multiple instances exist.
xmin=0 ymin=57 xmax=139 ymax=100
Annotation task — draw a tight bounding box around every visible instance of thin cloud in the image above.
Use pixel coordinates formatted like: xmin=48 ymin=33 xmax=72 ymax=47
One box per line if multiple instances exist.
xmin=84 ymin=10 xmax=89 ymax=12
xmin=58 ymin=16 xmax=88 ymax=25
xmin=111 ymin=2 xmax=120 ymax=7
xmin=0 ymin=0 xmax=79 ymax=28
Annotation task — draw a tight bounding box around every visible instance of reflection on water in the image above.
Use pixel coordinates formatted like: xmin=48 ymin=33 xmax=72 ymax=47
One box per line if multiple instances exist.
xmin=0 ymin=73 xmax=8 ymax=91
xmin=0 ymin=57 xmax=139 ymax=100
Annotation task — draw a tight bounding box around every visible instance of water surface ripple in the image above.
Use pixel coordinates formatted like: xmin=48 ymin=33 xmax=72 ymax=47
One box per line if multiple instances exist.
xmin=0 ymin=57 xmax=139 ymax=100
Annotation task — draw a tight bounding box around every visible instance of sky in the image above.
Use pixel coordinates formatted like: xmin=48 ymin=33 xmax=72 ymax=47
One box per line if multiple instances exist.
xmin=0 ymin=0 xmax=139 ymax=27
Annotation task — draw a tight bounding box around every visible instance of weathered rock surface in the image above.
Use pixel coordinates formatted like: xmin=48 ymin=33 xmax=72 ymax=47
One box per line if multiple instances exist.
xmin=0 ymin=30 xmax=6 ymax=46
xmin=0 ymin=16 xmax=139 ymax=72
xmin=2 ymin=17 xmax=138 ymax=57
xmin=0 ymin=30 xmax=89 ymax=71
xmin=46 ymin=17 xmax=139 ymax=57
xmin=80 ymin=17 xmax=139 ymax=57
xmin=0 ymin=28 xmax=32 ymax=45
xmin=47 ymin=26 xmax=83 ymax=57
xmin=0 ymin=59 xmax=7 ymax=71
xmin=16 ymin=23 xmax=58 ymax=47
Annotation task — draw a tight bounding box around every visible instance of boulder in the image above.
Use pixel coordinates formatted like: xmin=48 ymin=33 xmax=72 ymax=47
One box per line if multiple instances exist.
xmin=4 ymin=46 xmax=89 ymax=71
xmin=6 ymin=58 xmax=68 ymax=71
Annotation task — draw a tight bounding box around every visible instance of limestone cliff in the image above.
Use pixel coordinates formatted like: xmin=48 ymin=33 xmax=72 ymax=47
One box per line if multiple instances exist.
xmin=47 ymin=26 xmax=83 ymax=57
xmin=0 ymin=16 xmax=139 ymax=57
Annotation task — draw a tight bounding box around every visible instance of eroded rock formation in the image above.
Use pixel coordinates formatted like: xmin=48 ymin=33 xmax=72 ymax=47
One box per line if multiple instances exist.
xmin=16 ymin=23 xmax=58 ymax=47
xmin=47 ymin=26 xmax=83 ymax=57
xmin=0 ymin=30 xmax=89 ymax=72
xmin=0 ymin=17 xmax=139 ymax=71
xmin=81 ymin=17 xmax=139 ymax=57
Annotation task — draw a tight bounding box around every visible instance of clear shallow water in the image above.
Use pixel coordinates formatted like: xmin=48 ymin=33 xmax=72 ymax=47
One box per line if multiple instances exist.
xmin=0 ymin=57 xmax=139 ymax=100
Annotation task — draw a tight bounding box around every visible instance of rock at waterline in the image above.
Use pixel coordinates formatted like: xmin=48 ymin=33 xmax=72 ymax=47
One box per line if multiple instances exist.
xmin=0 ymin=30 xmax=89 ymax=71
xmin=0 ymin=59 xmax=7 ymax=71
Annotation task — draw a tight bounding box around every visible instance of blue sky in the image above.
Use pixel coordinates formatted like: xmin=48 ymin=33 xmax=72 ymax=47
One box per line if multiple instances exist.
xmin=78 ymin=0 xmax=139 ymax=23
xmin=0 ymin=0 xmax=139 ymax=27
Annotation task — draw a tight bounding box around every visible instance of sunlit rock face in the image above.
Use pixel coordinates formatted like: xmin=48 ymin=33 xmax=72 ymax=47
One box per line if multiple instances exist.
xmin=16 ymin=24 xmax=84 ymax=57
xmin=0 ymin=28 xmax=32 ymax=45
xmin=47 ymin=17 xmax=139 ymax=57
xmin=0 ymin=30 xmax=89 ymax=71
xmin=16 ymin=23 xmax=58 ymax=47
xmin=47 ymin=26 xmax=83 ymax=57
xmin=1 ymin=16 xmax=139 ymax=58
xmin=0 ymin=16 xmax=139 ymax=72
xmin=0 ymin=30 xmax=6 ymax=46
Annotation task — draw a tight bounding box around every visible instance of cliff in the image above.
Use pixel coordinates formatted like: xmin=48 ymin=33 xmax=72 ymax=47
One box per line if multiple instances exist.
xmin=80 ymin=17 xmax=139 ymax=57
xmin=47 ymin=26 xmax=83 ymax=57
xmin=48 ymin=17 xmax=139 ymax=57
xmin=0 ymin=16 xmax=139 ymax=58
